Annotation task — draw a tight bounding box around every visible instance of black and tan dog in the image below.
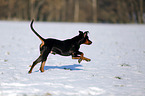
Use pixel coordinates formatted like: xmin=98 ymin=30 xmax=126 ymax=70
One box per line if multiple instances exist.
xmin=28 ymin=20 xmax=92 ymax=73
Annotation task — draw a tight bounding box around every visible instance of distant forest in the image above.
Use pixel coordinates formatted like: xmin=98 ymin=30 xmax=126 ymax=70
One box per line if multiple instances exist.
xmin=0 ymin=0 xmax=145 ymax=23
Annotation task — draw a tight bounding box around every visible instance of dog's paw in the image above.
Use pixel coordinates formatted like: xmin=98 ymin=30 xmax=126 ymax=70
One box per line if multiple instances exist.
xmin=28 ymin=71 xmax=32 ymax=74
xmin=78 ymin=58 xmax=82 ymax=63
xmin=85 ymin=58 xmax=91 ymax=62
xmin=40 ymin=68 xmax=45 ymax=72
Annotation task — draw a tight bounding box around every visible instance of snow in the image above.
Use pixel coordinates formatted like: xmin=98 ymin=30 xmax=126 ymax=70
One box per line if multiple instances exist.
xmin=0 ymin=21 xmax=145 ymax=96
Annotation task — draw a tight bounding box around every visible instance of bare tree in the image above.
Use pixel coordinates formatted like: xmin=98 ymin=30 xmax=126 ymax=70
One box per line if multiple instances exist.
xmin=61 ymin=0 xmax=66 ymax=21
xmin=29 ymin=0 xmax=34 ymax=19
xmin=139 ymin=0 xmax=143 ymax=23
xmin=92 ymin=0 xmax=97 ymax=22
xmin=130 ymin=0 xmax=135 ymax=23
xmin=8 ymin=0 xmax=12 ymax=19
xmin=0 ymin=0 xmax=145 ymax=23
xmin=133 ymin=0 xmax=143 ymax=23
xmin=29 ymin=0 xmax=45 ymax=20
xmin=74 ymin=0 xmax=79 ymax=22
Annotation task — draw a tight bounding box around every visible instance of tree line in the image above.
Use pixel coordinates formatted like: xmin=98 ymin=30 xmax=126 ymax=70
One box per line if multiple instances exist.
xmin=0 ymin=0 xmax=144 ymax=23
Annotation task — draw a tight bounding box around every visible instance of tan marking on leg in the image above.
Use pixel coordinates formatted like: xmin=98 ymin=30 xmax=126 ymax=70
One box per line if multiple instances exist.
xmin=40 ymin=61 xmax=46 ymax=72
xmin=78 ymin=53 xmax=84 ymax=63
xmin=82 ymin=57 xmax=91 ymax=62
xmin=72 ymin=53 xmax=91 ymax=63
xmin=72 ymin=57 xmax=80 ymax=59
xmin=80 ymin=53 xmax=84 ymax=59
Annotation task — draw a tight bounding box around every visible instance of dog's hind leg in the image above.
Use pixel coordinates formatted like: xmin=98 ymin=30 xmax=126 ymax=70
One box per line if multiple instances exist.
xmin=39 ymin=53 xmax=50 ymax=72
xmin=28 ymin=46 xmax=51 ymax=73
xmin=40 ymin=61 xmax=46 ymax=72
xmin=39 ymin=46 xmax=51 ymax=72
xmin=28 ymin=55 xmax=43 ymax=74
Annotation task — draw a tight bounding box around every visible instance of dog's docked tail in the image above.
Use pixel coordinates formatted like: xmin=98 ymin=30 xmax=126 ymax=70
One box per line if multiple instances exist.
xmin=30 ymin=19 xmax=45 ymax=42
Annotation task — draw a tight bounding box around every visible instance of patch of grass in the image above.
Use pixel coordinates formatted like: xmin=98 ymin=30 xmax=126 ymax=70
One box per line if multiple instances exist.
xmin=4 ymin=59 xmax=8 ymax=62
xmin=6 ymin=52 xmax=10 ymax=55
xmin=45 ymin=92 xmax=52 ymax=96
xmin=115 ymin=76 xmax=122 ymax=79
xmin=120 ymin=63 xmax=130 ymax=67
xmin=114 ymin=84 xmax=124 ymax=87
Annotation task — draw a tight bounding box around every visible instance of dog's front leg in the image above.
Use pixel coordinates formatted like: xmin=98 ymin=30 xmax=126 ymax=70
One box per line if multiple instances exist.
xmin=77 ymin=52 xmax=91 ymax=63
xmin=72 ymin=52 xmax=82 ymax=63
xmin=72 ymin=52 xmax=91 ymax=63
xmin=82 ymin=57 xmax=91 ymax=62
xmin=78 ymin=52 xmax=83 ymax=63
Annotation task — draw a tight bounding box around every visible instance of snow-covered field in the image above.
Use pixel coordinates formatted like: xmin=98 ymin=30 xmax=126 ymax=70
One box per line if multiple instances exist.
xmin=0 ymin=21 xmax=145 ymax=96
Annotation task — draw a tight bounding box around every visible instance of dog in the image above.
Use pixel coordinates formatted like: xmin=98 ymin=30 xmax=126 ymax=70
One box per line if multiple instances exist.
xmin=28 ymin=19 xmax=92 ymax=74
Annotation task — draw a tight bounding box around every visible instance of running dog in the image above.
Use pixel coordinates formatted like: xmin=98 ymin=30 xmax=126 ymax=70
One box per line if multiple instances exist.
xmin=28 ymin=19 xmax=92 ymax=73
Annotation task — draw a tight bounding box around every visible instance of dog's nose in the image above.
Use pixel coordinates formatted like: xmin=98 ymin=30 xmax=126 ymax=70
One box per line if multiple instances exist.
xmin=90 ymin=41 xmax=92 ymax=44
xmin=89 ymin=41 xmax=92 ymax=45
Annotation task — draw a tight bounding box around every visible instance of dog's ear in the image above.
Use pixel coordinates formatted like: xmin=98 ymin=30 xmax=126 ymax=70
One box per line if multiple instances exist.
xmin=84 ymin=31 xmax=89 ymax=37
xmin=79 ymin=31 xmax=83 ymax=35
xmin=85 ymin=31 xmax=89 ymax=33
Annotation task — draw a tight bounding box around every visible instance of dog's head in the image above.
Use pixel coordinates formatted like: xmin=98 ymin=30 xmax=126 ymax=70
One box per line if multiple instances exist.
xmin=79 ymin=31 xmax=92 ymax=45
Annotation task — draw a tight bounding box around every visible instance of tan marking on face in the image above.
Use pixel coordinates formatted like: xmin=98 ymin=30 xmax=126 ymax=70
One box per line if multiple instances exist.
xmin=83 ymin=39 xmax=92 ymax=45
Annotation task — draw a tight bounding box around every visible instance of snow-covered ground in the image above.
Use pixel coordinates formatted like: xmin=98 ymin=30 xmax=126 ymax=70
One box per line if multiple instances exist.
xmin=0 ymin=21 xmax=145 ymax=96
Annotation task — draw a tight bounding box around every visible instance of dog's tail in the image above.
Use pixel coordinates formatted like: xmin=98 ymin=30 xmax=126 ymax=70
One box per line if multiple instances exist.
xmin=30 ymin=19 xmax=45 ymax=42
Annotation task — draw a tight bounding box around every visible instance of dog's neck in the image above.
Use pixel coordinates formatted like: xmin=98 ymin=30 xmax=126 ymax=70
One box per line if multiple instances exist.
xmin=71 ymin=35 xmax=84 ymax=45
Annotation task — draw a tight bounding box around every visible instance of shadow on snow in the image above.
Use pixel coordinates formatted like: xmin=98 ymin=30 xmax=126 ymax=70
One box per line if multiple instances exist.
xmin=44 ymin=64 xmax=83 ymax=71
